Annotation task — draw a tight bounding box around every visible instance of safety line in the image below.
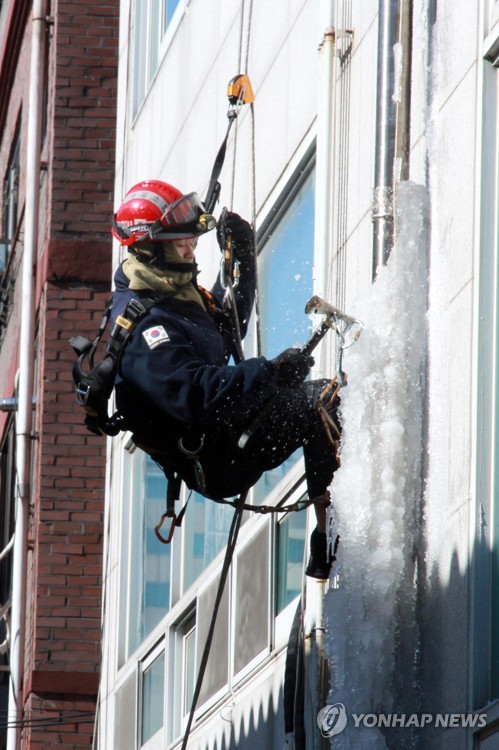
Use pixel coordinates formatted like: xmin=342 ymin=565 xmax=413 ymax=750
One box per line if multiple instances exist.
xmin=180 ymin=491 xmax=247 ymax=749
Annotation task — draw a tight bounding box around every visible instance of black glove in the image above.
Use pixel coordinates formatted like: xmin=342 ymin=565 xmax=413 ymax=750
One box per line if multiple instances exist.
xmin=271 ymin=348 xmax=315 ymax=388
xmin=216 ymin=210 xmax=255 ymax=260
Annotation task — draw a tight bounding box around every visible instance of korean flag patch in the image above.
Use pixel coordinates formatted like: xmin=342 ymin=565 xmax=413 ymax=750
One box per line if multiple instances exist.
xmin=143 ymin=325 xmax=170 ymax=349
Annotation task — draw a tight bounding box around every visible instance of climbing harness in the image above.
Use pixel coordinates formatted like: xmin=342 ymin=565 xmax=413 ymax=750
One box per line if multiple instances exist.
xmin=317 ymin=378 xmax=342 ymax=447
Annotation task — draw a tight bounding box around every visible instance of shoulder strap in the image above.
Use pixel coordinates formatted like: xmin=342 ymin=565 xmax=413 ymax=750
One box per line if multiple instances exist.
xmin=70 ymin=295 xmax=161 ymax=436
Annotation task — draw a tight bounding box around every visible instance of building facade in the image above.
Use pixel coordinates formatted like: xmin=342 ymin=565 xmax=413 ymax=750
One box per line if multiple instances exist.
xmin=0 ymin=0 xmax=118 ymax=747
xmin=98 ymin=1 xmax=499 ymax=749
xmin=2 ymin=1 xmax=499 ymax=749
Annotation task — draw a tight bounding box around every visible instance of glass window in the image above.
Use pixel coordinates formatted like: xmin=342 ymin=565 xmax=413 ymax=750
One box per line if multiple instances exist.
xmin=474 ymin=57 xmax=499 ymax=708
xmin=254 ymin=162 xmax=316 ymax=502
xmin=196 ymin=573 xmax=229 ymax=704
xmin=164 ymin=0 xmax=181 ymax=31
xmin=276 ymin=508 xmax=307 ymax=614
xmin=183 ymin=618 xmax=196 ymax=716
xmin=2 ymin=135 xmax=20 ymax=250
xmin=258 ymin=165 xmax=316 ymax=358
xmin=119 ymin=451 xmax=170 ymax=664
xmin=133 ymin=0 xmax=183 ymax=117
xmin=0 ymin=419 xmax=15 ymax=716
xmin=141 ymin=651 xmax=165 ymax=745
xmin=0 ymin=131 xmax=20 ymax=333
xmin=182 ymin=492 xmax=233 ymax=593
xmin=114 ymin=672 xmax=137 ymax=750
xmin=234 ymin=524 xmax=270 ymax=674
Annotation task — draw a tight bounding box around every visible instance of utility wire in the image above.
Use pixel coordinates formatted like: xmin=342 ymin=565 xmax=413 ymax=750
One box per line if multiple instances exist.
xmin=0 ymin=709 xmax=96 ymax=731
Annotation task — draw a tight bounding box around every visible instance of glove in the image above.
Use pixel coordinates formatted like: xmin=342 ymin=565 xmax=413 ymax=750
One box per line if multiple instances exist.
xmin=216 ymin=210 xmax=255 ymax=260
xmin=271 ymin=348 xmax=315 ymax=388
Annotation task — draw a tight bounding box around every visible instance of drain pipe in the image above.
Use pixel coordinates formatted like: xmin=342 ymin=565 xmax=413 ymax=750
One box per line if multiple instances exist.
xmin=372 ymin=0 xmax=399 ymax=278
xmin=7 ymin=2 xmax=48 ymax=748
xmin=393 ymin=0 xmax=413 ymax=183
xmin=314 ymin=0 xmax=336 ymax=301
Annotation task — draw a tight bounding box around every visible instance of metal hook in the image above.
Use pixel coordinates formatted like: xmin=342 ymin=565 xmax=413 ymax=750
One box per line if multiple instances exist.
xmin=155 ymin=512 xmax=176 ymax=544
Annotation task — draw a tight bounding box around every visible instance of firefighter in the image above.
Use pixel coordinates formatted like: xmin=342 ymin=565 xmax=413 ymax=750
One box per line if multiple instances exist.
xmin=110 ymin=179 xmax=341 ymax=579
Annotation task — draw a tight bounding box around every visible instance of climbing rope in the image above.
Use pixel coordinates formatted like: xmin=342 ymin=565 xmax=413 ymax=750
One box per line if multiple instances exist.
xmin=229 ymin=0 xmax=261 ymax=355
xmin=180 ymin=491 xmax=247 ymax=750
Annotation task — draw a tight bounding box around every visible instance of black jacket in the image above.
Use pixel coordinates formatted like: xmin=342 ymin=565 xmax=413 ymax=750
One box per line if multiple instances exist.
xmin=110 ymin=258 xmax=277 ymax=450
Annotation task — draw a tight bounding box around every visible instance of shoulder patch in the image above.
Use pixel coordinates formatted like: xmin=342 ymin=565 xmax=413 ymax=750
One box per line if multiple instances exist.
xmin=142 ymin=325 xmax=170 ymax=349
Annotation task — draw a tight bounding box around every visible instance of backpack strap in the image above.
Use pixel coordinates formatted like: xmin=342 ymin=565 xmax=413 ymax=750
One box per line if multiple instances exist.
xmin=70 ymin=296 xmax=160 ymax=436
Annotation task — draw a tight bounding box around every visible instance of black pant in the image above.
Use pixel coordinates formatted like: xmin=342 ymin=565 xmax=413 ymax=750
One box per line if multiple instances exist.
xmin=157 ymin=380 xmax=341 ymax=500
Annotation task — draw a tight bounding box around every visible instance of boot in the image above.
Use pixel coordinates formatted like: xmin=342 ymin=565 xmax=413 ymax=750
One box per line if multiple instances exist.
xmin=305 ymin=526 xmax=333 ymax=580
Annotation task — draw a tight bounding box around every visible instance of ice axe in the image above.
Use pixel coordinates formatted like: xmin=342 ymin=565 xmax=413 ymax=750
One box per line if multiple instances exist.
xmin=237 ymin=297 xmax=362 ymax=449
xmin=302 ymin=295 xmax=363 ymax=386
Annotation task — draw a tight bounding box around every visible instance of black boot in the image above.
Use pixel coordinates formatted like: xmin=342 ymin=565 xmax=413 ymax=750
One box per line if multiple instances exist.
xmin=305 ymin=526 xmax=332 ymax=580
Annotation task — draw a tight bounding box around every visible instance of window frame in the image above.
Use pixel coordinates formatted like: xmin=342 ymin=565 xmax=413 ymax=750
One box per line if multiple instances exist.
xmin=132 ymin=0 xmax=186 ymax=120
xmin=138 ymin=640 xmax=166 ymax=748
xmin=471 ymin=31 xmax=499 ymax=746
xmin=0 ymin=127 xmax=21 ymax=335
xmin=231 ymin=518 xmax=272 ymax=684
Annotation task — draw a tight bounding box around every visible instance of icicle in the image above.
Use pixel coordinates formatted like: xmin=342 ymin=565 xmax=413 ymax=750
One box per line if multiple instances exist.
xmin=324 ymin=182 xmax=428 ymax=749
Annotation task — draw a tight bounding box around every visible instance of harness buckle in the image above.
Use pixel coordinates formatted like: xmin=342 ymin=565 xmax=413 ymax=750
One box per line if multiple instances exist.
xmin=76 ymin=383 xmax=90 ymax=406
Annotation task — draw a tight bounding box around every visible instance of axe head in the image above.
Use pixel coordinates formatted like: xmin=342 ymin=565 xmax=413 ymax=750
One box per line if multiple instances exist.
xmin=305 ymin=295 xmax=363 ymax=344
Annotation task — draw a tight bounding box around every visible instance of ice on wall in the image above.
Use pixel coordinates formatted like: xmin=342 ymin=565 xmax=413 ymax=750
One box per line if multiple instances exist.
xmin=324 ymin=181 xmax=428 ymax=749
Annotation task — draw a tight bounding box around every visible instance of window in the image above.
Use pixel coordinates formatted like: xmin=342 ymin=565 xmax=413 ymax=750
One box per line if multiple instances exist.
xmin=0 ymin=131 xmax=20 ymax=332
xmin=473 ymin=44 xmax=499 ymax=721
xmin=119 ymin=451 xmax=235 ymax=666
xmin=196 ymin=572 xmax=229 ymax=706
xmin=168 ymin=609 xmax=196 ymax=742
xmin=181 ymin=492 xmax=233 ymax=593
xmin=140 ymin=647 xmax=165 ymax=746
xmin=0 ymin=419 xmax=15 ymax=745
xmin=233 ymin=523 xmax=270 ymax=676
xmin=276 ymin=507 xmax=307 ymax=615
xmin=132 ymin=0 xmax=183 ymax=117
xmin=114 ymin=672 xmax=137 ymax=750
xmin=0 ymin=420 xmax=15 ymax=608
xmin=119 ymin=451 xmax=171 ymax=665
xmin=254 ymin=159 xmax=316 ymax=502
xmin=182 ymin=617 xmax=196 ymax=716
xmin=258 ymin=164 xmax=316 ymax=358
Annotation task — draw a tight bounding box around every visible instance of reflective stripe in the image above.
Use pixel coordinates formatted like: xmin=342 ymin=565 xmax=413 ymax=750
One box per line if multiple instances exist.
xmin=124 ymin=189 xmax=169 ymax=214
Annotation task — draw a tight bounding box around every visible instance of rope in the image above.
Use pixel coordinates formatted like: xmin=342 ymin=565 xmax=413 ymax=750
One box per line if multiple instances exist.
xmin=229 ymin=0 xmax=261 ymax=354
xmin=180 ymin=491 xmax=247 ymax=749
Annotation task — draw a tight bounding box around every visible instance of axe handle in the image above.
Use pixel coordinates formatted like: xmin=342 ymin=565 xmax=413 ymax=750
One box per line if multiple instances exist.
xmin=301 ymin=319 xmax=333 ymax=357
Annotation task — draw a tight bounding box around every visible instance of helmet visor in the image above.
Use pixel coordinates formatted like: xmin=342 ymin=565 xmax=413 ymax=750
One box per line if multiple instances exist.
xmin=161 ymin=192 xmax=205 ymax=227
xmin=147 ymin=192 xmax=216 ymax=239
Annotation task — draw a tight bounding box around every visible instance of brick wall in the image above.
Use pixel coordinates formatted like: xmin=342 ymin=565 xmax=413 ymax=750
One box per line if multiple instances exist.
xmin=23 ymin=281 xmax=112 ymax=748
xmin=50 ymin=0 xmax=118 ymax=243
xmin=16 ymin=0 xmax=119 ymax=746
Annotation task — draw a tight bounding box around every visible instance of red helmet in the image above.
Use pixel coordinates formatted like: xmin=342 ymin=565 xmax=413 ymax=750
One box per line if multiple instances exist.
xmin=111 ymin=179 xmax=216 ymax=246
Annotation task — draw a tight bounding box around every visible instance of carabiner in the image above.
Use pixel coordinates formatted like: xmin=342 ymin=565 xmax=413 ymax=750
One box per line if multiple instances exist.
xmin=155 ymin=512 xmax=176 ymax=544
